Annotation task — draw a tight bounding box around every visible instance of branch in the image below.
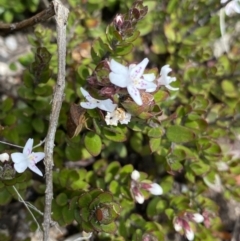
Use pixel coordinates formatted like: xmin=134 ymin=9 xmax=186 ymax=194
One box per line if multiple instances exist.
xmin=42 ymin=1 xmax=69 ymax=241
xmin=0 ymin=2 xmax=55 ymax=35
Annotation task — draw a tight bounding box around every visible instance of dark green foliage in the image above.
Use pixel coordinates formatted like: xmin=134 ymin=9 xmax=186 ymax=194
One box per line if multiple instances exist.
xmin=1 ymin=0 xmax=240 ymax=240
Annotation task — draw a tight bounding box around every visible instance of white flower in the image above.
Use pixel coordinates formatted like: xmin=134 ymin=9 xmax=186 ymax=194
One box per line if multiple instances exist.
xmin=158 ymin=65 xmax=179 ymax=91
xmin=221 ymin=0 xmax=240 ymax=16
xmin=144 ymin=73 xmax=157 ymax=92
xmin=105 ymin=108 xmax=131 ymax=126
xmin=130 ymin=170 xmax=163 ymax=204
xmin=80 ymin=87 xmax=117 ymax=112
xmin=105 ymin=112 xmax=119 ymax=126
xmin=0 ymin=153 xmax=9 ymax=162
xmin=11 ymin=138 xmax=45 ymax=176
xmin=109 ymin=58 xmax=157 ymax=105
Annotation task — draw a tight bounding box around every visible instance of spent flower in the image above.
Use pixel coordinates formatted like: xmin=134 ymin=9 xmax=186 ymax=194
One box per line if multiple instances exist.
xmin=105 ymin=108 xmax=131 ymax=126
xmin=11 ymin=138 xmax=45 ymax=176
xmin=109 ymin=58 xmax=157 ymax=106
xmin=80 ymin=87 xmax=117 ymax=112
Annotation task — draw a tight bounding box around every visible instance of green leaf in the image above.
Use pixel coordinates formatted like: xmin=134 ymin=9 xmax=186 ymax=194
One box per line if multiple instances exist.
xmin=80 ymin=207 xmax=91 ymax=222
xmin=78 ymin=193 xmax=92 ymax=208
xmin=81 ymin=220 xmax=93 ymax=232
xmin=101 ymin=222 xmax=117 ymax=233
xmin=18 ymin=86 xmax=35 ymax=100
xmin=4 ymin=114 xmax=16 ymax=125
xmin=148 ymin=127 xmax=164 ymax=138
xmin=154 ymin=90 xmax=169 ymax=103
xmin=109 ymin=180 xmax=120 ymax=195
xmin=34 ymin=85 xmax=52 ymax=96
xmin=103 ymin=126 xmax=128 ymax=142
xmin=70 ymin=179 xmax=90 ymax=191
xmin=166 ymin=125 xmax=195 ymax=143
xmin=190 ymin=161 xmax=210 ymax=176
xmin=2 ymin=98 xmax=14 ymax=112
xmin=149 ymin=138 xmax=161 ymax=153
xmin=0 ymin=188 xmax=12 ymax=205
xmin=56 ymin=193 xmax=68 ymax=206
xmin=84 ymin=132 xmax=102 ymax=156
xmin=32 ymin=118 xmax=45 ymax=133
xmin=96 ymin=192 xmax=113 ymax=204
xmin=62 ymin=206 xmax=75 ymax=224
xmin=114 ymin=43 xmax=133 ymax=56
xmin=124 ymin=30 xmax=140 ymax=43
xmin=78 ymin=65 xmax=90 ymax=80
xmin=105 ymin=161 xmax=121 ymax=183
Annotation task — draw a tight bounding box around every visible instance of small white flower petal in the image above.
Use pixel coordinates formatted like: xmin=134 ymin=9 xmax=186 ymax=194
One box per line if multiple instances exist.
xmin=80 ymin=101 xmax=98 ymax=109
xmin=119 ymin=112 xmax=131 ymax=124
xmin=23 ymin=138 xmax=33 ymax=156
xmin=28 ymin=164 xmax=43 ymax=176
xmin=11 ymin=153 xmax=27 ymax=164
xmin=110 ymin=59 xmax=129 ymax=76
xmin=148 ymin=183 xmax=163 ymax=195
xmin=109 ymin=72 xmax=128 ymax=88
xmin=80 ymin=87 xmax=93 ymax=101
xmin=135 ymin=78 xmax=157 ymax=90
xmin=80 ymin=87 xmax=117 ymax=112
xmin=192 ymin=213 xmax=204 ymax=223
xmin=131 ymin=170 xmax=140 ymax=181
xmin=185 ymin=228 xmax=194 ymax=241
xmin=222 ymin=0 xmax=240 ymax=16
xmin=105 ymin=112 xmax=118 ymax=126
xmin=127 ymin=84 xmax=142 ymax=105
xmin=130 ymin=58 xmax=149 ymax=80
xmin=143 ymin=73 xmax=156 ymax=82
xmin=0 ymin=153 xmax=9 ymax=162
xmin=97 ymin=99 xmax=117 ymax=112
xmin=14 ymin=160 xmax=28 ymax=173
xmin=32 ymin=152 xmax=45 ymax=163
xmin=165 ymin=84 xmax=179 ymax=91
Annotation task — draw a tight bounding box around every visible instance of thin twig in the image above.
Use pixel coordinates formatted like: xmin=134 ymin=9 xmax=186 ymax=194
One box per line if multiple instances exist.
xmin=0 ymin=2 xmax=55 ymax=35
xmin=42 ymin=1 xmax=69 ymax=241
xmin=12 ymin=186 xmax=42 ymax=232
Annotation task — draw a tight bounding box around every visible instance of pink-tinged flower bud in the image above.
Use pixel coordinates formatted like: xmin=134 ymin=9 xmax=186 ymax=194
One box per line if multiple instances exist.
xmin=182 ymin=219 xmax=194 ymax=241
xmin=114 ymin=14 xmax=124 ymax=28
xmin=174 ymin=217 xmax=194 ymax=241
xmin=185 ymin=212 xmax=204 ymax=223
xmin=0 ymin=153 xmax=9 ymax=162
xmin=185 ymin=227 xmax=194 ymax=241
xmin=191 ymin=213 xmax=204 ymax=223
xmin=173 ymin=217 xmax=183 ymax=232
xmin=131 ymin=186 xmax=144 ymax=204
xmin=202 ymin=210 xmax=214 ymax=228
xmin=141 ymin=182 xmax=163 ymax=195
